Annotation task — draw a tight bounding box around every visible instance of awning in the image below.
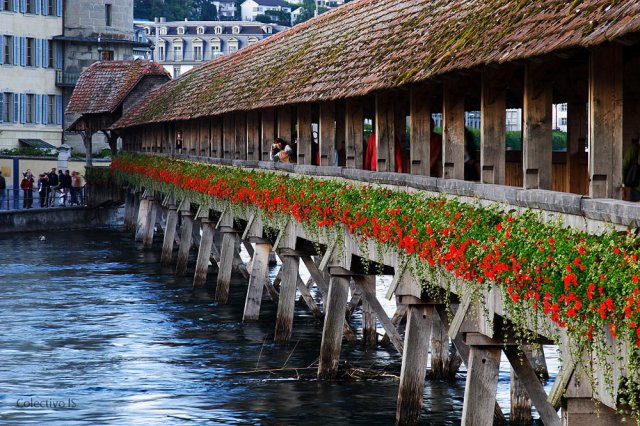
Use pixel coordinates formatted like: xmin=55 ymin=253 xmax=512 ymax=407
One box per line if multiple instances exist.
xmin=18 ymin=139 xmax=58 ymax=149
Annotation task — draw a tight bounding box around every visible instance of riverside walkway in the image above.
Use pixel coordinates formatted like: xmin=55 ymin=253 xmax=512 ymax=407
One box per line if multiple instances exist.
xmin=70 ymin=0 xmax=640 ymax=424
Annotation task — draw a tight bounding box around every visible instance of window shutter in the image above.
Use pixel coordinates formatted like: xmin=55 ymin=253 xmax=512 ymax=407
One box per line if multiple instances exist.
xmin=13 ymin=37 xmax=20 ymax=65
xmin=0 ymin=93 xmax=4 ymax=123
xmin=55 ymin=0 xmax=61 ymax=16
xmin=13 ymin=94 xmax=19 ymax=123
xmin=20 ymin=0 xmax=25 ymax=13
xmin=20 ymin=93 xmax=26 ymax=123
xmin=42 ymin=94 xmax=48 ymax=125
xmin=20 ymin=37 xmax=26 ymax=66
xmin=13 ymin=0 xmax=19 ymax=12
xmin=42 ymin=39 xmax=48 ymax=68
xmin=42 ymin=0 xmax=47 ymax=15
xmin=35 ymin=94 xmax=41 ymax=124
xmin=0 ymin=1 xmax=3 ymax=11
xmin=0 ymin=36 xmax=4 ymax=65
xmin=35 ymin=39 xmax=41 ymax=67
xmin=55 ymin=42 xmax=62 ymax=69
xmin=55 ymin=94 xmax=62 ymax=125
xmin=35 ymin=0 xmax=40 ymax=14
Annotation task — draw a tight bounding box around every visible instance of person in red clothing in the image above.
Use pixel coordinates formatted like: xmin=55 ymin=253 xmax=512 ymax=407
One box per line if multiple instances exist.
xmin=20 ymin=169 xmax=34 ymax=209
xmin=364 ymin=133 xmax=404 ymax=172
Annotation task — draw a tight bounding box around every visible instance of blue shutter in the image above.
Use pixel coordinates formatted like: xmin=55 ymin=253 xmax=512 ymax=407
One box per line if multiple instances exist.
xmin=13 ymin=0 xmax=19 ymax=12
xmin=55 ymin=42 xmax=62 ymax=69
xmin=20 ymin=93 xmax=25 ymax=123
xmin=55 ymin=94 xmax=62 ymax=125
xmin=13 ymin=94 xmax=18 ymax=123
xmin=42 ymin=0 xmax=47 ymax=15
xmin=0 ymin=36 xmax=4 ymax=65
xmin=42 ymin=94 xmax=48 ymax=125
xmin=35 ymin=0 xmax=40 ymax=14
xmin=20 ymin=37 xmax=26 ymax=66
xmin=35 ymin=94 xmax=41 ymax=124
xmin=13 ymin=37 xmax=19 ymax=65
xmin=42 ymin=39 xmax=48 ymax=67
xmin=0 ymin=93 xmax=4 ymax=123
xmin=20 ymin=0 xmax=25 ymax=13
xmin=55 ymin=0 xmax=61 ymax=16
xmin=0 ymin=1 xmax=3 ymax=11
xmin=35 ymin=39 xmax=41 ymax=67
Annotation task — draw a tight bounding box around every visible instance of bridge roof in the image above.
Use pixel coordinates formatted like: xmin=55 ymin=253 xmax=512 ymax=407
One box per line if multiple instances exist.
xmin=67 ymin=60 xmax=170 ymax=115
xmin=113 ymin=0 xmax=640 ymax=129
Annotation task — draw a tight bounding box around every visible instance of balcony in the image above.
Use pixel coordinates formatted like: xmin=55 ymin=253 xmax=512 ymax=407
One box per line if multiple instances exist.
xmin=55 ymin=70 xmax=81 ymax=87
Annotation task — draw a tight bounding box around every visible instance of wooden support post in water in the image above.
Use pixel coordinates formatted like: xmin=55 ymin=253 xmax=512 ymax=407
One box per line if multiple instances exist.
xmin=523 ymin=62 xmax=553 ymax=189
xmin=243 ymin=242 xmax=271 ymax=322
xmin=135 ymin=196 xmax=151 ymax=242
xmin=396 ymin=305 xmax=434 ymax=426
xmin=193 ymin=221 xmax=215 ymax=289
xmin=215 ymin=232 xmax=235 ymax=304
xmin=429 ymin=309 xmax=450 ymax=379
xmin=481 ymin=69 xmax=507 ymax=185
xmin=175 ymin=213 xmax=194 ymax=276
xmin=409 ymin=87 xmax=431 ymax=176
xmin=356 ymin=275 xmax=377 ymax=347
xmin=510 ymin=349 xmax=533 ymax=425
xmin=461 ymin=346 xmax=501 ymax=426
xmin=274 ymin=254 xmax=299 ymax=344
xmin=142 ymin=199 xmax=158 ymax=249
xmin=588 ymin=43 xmax=623 ymax=199
xmin=443 ymin=82 xmax=465 ymax=180
xmin=161 ymin=207 xmax=179 ymax=266
xmin=318 ymin=275 xmax=350 ymax=379
xmin=123 ymin=190 xmax=133 ymax=231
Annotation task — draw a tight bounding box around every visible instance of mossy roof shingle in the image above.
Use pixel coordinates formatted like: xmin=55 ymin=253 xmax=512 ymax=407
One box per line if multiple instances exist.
xmin=114 ymin=0 xmax=640 ymax=129
xmin=67 ymin=60 xmax=170 ymax=115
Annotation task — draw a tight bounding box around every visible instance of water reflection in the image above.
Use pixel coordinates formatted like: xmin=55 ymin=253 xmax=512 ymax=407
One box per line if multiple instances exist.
xmin=0 ymin=229 xmax=556 ymax=425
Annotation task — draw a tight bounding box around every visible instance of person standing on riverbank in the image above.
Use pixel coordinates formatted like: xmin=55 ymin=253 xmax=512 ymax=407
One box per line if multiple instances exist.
xmin=20 ymin=170 xmax=34 ymax=209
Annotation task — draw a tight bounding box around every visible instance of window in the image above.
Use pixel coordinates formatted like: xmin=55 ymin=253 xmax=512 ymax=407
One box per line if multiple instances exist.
xmin=26 ymin=37 xmax=35 ymax=66
xmin=210 ymin=38 xmax=221 ymax=58
xmin=157 ymin=43 xmax=165 ymax=61
xmin=214 ymin=26 xmax=222 ymax=35
xmin=197 ymin=26 xmax=204 ymax=35
xmin=2 ymin=35 xmax=13 ymax=65
xmin=560 ymin=103 xmax=567 ymax=112
xmin=1 ymin=93 xmax=13 ymax=123
xmin=3 ymin=0 xmax=11 ymax=11
xmin=159 ymin=26 xmax=167 ymax=35
xmin=194 ymin=44 xmax=202 ymax=61
xmin=45 ymin=0 xmax=56 ymax=15
xmin=232 ymin=26 xmax=240 ymax=34
xmin=247 ymin=37 xmax=258 ymax=45
xmin=177 ymin=27 xmax=185 ymax=35
xmin=25 ymin=94 xmax=35 ymax=124
xmin=46 ymin=40 xmax=54 ymax=68
xmin=263 ymin=25 xmax=272 ymax=34
xmin=173 ymin=41 xmax=182 ymax=61
xmin=173 ymin=66 xmax=181 ymax=77
xmin=105 ymin=4 xmax=112 ymax=26
xmin=228 ymin=38 xmax=238 ymax=53
xmin=46 ymin=94 xmax=55 ymax=124
xmin=144 ymin=27 xmax=150 ymax=35
xmin=101 ymin=50 xmax=114 ymax=61
xmin=560 ymin=117 xmax=568 ymax=126
xmin=26 ymin=0 xmax=35 ymax=13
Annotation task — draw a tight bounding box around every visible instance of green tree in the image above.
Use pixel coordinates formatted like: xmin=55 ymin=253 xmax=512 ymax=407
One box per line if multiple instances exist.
xmin=190 ymin=0 xmax=218 ymax=20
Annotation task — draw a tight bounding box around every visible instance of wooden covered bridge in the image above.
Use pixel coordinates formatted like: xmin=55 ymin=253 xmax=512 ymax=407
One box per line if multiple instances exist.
xmin=75 ymin=0 xmax=640 ymax=424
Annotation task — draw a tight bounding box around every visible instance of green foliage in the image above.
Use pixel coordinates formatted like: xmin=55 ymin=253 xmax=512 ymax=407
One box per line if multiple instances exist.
xmin=134 ymin=0 xmax=219 ymax=21
xmin=0 ymin=147 xmax=56 ymax=157
xmin=84 ymin=167 xmax=113 ymax=185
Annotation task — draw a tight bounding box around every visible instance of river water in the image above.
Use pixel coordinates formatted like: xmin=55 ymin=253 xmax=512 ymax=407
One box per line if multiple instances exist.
xmin=0 ymin=228 xmax=557 ymax=425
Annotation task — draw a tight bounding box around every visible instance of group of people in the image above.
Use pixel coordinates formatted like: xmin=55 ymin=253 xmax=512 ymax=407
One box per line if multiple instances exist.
xmin=19 ymin=168 xmax=85 ymax=209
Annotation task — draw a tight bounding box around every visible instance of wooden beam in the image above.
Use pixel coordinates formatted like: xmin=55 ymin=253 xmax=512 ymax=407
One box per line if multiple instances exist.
xmin=243 ymin=242 xmax=271 ymax=321
xmin=246 ymin=110 xmax=260 ymax=161
xmin=481 ymin=69 xmax=506 ymax=184
xmin=277 ymin=105 xmax=292 ymax=144
xmin=210 ymin=116 xmax=222 ymax=159
xmin=523 ymin=62 xmax=553 ymax=189
xmin=410 ymin=87 xmax=431 ymax=176
xmin=357 ymin=277 xmax=404 ymax=353
xmin=223 ymin=114 xmax=235 ymax=159
xmin=318 ymin=276 xmax=350 ymax=379
xmin=261 ymin=108 xmax=275 ymax=161
xmin=375 ymin=92 xmax=395 ymax=172
xmin=588 ymin=43 xmax=624 ymax=199
xmin=566 ymin=100 xmax=586 ymax=194
xmin=443 ymin=82 xmax=465 ymax=180
xmin=319 ymin=101 xmax=336 ymax=166
xmin=345 ymin=98 xmax=364 ymax=169
xmin=297 ymin=103 xmax=313 ymax=165
xmin=274 ymin=255 xmax=299 ymax=343
xmin=461 ymin=346 xmax=501 ymax=426
xmin=235 ymin=111 xmax=247 ymax=160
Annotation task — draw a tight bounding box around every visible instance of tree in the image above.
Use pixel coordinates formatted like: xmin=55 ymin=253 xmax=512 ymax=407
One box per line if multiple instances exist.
xmin=190 ymin=0 xmax=218 ymax=20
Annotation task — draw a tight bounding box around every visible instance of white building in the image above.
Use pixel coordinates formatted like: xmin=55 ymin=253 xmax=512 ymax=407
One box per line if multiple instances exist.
xmin=241 ymin=0 xmax=291 ymax=22
xmin=141 ymin=19 xmax=285 ymax=78
xmin=0 ymin=0 xmax=64 ymax=150
xmin=213 ymin=1 xmax=236 ymax=18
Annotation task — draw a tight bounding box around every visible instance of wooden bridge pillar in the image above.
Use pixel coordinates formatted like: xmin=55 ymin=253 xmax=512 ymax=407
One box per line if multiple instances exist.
xmin=215 ymin=212 xmax=236 ymax=304
xmin=396 ymin=304 xmax=434 ymax=425
xmin=443 ymin=82 xmax=465 ymax=180
xmin=160 ymin=198 xmax=179 ymax=266
xmin=134 ymin=192 xmax=151 ymax=242
xmin=243 ymin=241 xmax=272 ymax=322
xmin=523 ymin=62 xmax=553 ymax=189
xmin=123 ymin=189 xmax=134 ymax=232
xmin=481 ymin=69 xmax=506 ymax=184
xmin=409 ymin=87 xmax=431 ymax=176
xmin=274 ymin=253 xmax=300 ymax=343
xmin=345 ymin=98 xmax=364 ymax=169
xmin=359 ymin=275 xmax=377 ymax=347
xmin=588 ymin=43 xmax=623 ymax=199
xmin=130 ymin=190 xmax=141 ymax=235
xmin=318 ymin=274 xmax=350 ymax=379
xmin=175 ymin=199 xmax=194 ymax=276
xmin=461 ymin=343 xmax=502 ymax=426
xmin=142 ymin=198 xmax=158 ymax=249
xmin=297 ymin=103 xmax=313 ymax=165
xmin=193 ymin=216 xmax=215 ymax=289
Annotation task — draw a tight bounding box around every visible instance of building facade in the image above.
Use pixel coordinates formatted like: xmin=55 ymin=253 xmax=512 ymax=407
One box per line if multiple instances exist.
xmin=0 ymin=0 xmax=64 ymax=150
xmin=213 ymin=0 xmax=236 ymax=18
xmin=240 ymin=0 xmax=291 ymax=22
xmin=142 ymin=20 xmax=284 ymax=78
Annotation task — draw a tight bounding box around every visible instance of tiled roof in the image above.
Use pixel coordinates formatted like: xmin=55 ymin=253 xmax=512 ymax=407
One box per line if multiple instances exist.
xmin=253 ymin=0 xmax=290 ymax=6
xmin=114 ymin=0 xmax=640 ymax=129
xmin=66 ymin=60 xmax=170 ymax=115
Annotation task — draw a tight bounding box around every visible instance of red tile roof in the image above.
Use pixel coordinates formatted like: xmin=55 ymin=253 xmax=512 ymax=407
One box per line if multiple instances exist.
xmin=114 ymin=0 xmax=640 ymax=129
xmin=66 ymin=60 xmax=170 ymax=115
